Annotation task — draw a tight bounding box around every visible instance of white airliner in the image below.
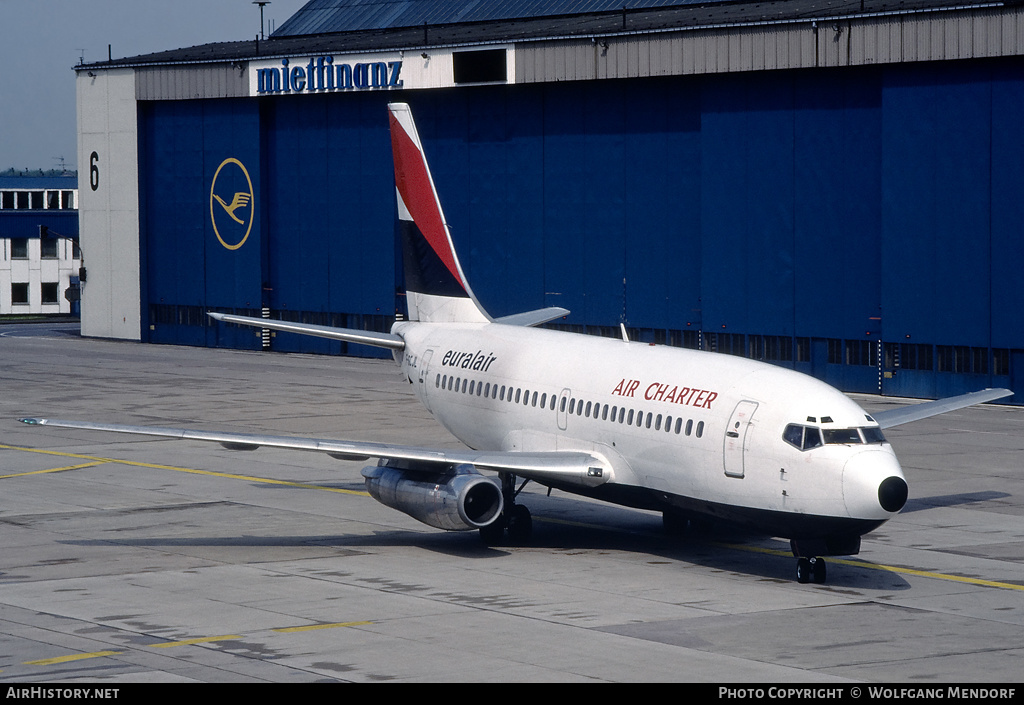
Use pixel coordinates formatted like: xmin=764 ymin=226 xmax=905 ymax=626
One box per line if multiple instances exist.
xmin=22 ymin=103 xmax=1012 ymax=584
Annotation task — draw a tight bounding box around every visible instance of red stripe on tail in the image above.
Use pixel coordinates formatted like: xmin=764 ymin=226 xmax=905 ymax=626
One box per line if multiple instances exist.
xmin=389 ymin=111 xmax=463 ymax=290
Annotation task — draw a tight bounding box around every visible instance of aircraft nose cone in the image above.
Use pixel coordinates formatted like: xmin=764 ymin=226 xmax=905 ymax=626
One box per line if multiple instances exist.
xmin=843 ymin=449 xmax=908 ymax=519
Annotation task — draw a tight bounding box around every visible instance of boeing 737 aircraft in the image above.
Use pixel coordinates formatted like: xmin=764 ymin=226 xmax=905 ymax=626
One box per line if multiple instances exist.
xmin=22 ymin=103 xmax=1012 ymax=584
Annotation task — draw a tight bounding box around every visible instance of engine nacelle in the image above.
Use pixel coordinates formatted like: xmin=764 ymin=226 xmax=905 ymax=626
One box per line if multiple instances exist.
xmin=361 ymin=461 xmax=503 ymax=531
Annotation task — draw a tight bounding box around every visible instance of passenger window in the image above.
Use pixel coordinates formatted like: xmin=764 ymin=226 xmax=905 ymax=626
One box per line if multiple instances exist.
xmin=469 ymin=380 xmax=475 ymax=395
xmin=685 ymin=419 xmax=693 ymax=436
xmin=436 ymin=374 xmax=441 ymax=388
xmin=540 ymin=393 xmax=547 ymax=408
xmin=655 ymin=414 xmax=662 ymax=431
xmin=695 ymin=421 xmax=704 ymax=438
xmin=585 ymin=401 xmax=592 ymax=417
xmin=627 ymin=410 xmax=634 ymax=425
xmin=674 ymin=417 xmax=682 ymax=434
xmin=560 ymin=397 xmax=567 ymax=412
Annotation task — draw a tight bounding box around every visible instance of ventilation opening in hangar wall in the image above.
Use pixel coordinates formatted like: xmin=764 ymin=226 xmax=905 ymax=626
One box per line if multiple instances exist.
xmin=136 ymin=58 xmax=1024 ymax=401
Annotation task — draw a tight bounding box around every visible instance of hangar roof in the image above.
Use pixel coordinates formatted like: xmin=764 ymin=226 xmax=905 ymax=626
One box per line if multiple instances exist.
xmin=77 ymin=0 xmax=1006 ymax=69
xmin=273 ymin=0 xmax=734 ymax=37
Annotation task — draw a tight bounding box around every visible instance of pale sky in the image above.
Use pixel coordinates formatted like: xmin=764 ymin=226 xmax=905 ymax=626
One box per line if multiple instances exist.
xmin=0 ymin=0 xmax=309 ymax=172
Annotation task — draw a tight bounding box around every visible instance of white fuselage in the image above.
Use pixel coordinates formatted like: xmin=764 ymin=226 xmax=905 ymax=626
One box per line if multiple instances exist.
xmin=393 ymin=320 xmax=905 ymax=541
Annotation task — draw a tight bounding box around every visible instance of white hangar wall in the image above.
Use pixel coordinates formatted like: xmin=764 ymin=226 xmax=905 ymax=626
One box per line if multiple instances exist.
xmin=76 ymin=68 xmax=140 ymax=340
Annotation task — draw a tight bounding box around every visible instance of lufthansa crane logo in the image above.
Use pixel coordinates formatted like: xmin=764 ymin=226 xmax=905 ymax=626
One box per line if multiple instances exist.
xmin=210 ymin=157 xmax=254 ymax=250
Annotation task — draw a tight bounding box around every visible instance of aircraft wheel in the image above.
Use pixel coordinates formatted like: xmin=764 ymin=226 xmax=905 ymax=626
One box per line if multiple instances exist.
xmin=811 ymin=557 xmax=827 ymax=584
xmin=507 ymin=504 xmax=533 ymax=544
xmin=796 ymin=557 xmax=811 ymax=584
xmin=479 ymin=520 xmax=505 ymax=546
xmin=662 ymin=509 xmax=689 ymax=536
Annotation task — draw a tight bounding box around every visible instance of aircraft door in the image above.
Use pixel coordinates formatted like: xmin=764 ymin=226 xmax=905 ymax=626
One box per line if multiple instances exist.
xmin=557 ymin=388 xmax=571 ymax=430
xmin=724 ymin=400 xmax=758 ymax=478
xmin=417 ymin=349 xmax=435 ymax=412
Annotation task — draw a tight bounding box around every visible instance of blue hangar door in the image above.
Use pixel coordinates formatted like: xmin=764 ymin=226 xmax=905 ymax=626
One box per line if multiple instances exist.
xmin=140 ymin=100 xmax=265 ymax=350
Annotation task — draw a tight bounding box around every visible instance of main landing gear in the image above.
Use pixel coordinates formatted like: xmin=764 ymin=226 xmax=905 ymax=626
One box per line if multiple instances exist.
xmin=795 ymin=556 xmax=827 ymax=584
xmin=479 ymin=473 xmax=533 ymax=545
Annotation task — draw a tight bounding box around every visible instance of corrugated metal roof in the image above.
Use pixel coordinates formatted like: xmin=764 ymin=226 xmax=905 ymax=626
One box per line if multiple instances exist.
xmin=77 ymin=0 xmax=1008 ymax=70
xmin=273 ymin=0 xmax=711 ymax=37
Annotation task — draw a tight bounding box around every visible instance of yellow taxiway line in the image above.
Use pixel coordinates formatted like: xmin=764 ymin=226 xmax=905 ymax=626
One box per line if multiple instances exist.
xmin=3 ymin=443 xmax=1020 ymax=592
xmin=150 ymin=635 xmax=242 ymax=648
xmin=717 ymin=542 xmax=1024 ymax=592
xmin=0 ymin=443 xmax=369 ymax=496
xmin=24 ymin=651 xmax=120 ymax=666
xmin=0 ymin=461 xmax=103 ymax=479
xmin=273 ymin=621 xmax=373 ymax=633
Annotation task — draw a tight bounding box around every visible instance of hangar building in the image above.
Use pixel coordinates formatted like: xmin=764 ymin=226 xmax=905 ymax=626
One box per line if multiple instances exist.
xmin=75 ymin=0 xmax=1024 ymax=404
xmin=0 ymin=174 xmax=80 ymax=315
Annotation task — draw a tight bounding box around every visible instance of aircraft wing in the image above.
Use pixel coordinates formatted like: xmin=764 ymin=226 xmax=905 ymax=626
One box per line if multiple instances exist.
xmin=18 ymin=418 xmax=610 ymax=490
xmin=871 ymin=388 xmax=1013 ymax=429
xmin=207 ymin=312 xmax=405 ymax=350
xmin=493 ymin=307 xmax=570 ymax=327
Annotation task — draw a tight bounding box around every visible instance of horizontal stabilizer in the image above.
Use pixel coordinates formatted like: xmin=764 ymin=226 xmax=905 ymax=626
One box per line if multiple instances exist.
xmin=872 ymin=388 xmax=1013 ymax=429
xmin=494 ymin=307 xmax=570 ymax=327
xmin=208 ymin=312 xmax=404 ymax=350
xmin=19 ymin=418 xmax=612 ymax=490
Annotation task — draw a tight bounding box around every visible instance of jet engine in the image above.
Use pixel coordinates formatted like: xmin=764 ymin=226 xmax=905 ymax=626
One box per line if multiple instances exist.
xmin=361 ymin=460 xmax=503 ymax=531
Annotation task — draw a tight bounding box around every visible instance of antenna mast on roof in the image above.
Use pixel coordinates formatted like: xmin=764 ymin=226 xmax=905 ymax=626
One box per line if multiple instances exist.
xmin=253 ymin=2 xmax=271 ymax=41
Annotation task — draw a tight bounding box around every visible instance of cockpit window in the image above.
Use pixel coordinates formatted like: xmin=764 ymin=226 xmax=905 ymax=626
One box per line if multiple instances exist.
xmin=783 ymin=424 xmax=823 ymax=451
xmin=785 ymin=424 xmax=885 ymax=450
xmin=861 ymin=426 xmax=887 ymax=444
xmin=823 ymin=428 xmax=862 ymax=445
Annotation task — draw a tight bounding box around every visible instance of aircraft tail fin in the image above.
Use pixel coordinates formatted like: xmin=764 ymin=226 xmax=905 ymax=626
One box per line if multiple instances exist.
xmin=388 ymin=103 xmax=489 ymax=324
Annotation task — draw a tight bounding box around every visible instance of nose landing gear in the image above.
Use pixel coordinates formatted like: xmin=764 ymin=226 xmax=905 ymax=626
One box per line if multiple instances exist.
xmin=796 ymin=556 xmax=827 ymax=584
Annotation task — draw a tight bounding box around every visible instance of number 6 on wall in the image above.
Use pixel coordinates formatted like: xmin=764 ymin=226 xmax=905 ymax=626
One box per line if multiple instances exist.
xmin=90 ymin=151 xmax=100 ymax=191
